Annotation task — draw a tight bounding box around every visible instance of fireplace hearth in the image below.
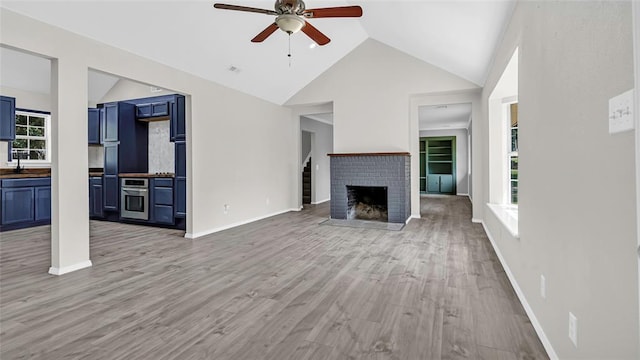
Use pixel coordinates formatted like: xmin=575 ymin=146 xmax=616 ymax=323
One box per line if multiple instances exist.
xmin=329 ymin=152 xmax=410 ymax=224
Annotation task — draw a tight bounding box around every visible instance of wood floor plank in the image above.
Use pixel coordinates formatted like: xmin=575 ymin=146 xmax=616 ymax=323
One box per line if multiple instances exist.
xmin=0 ymin=196 xmax=549 ymax=359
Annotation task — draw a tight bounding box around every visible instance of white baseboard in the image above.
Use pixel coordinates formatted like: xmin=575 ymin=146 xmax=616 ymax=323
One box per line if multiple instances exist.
xmin=471 ymin=218 xmax=482 ymax=223
xmin=457 ymin=193 xmax=470 ymax=196
xmin=311 ymin=198 xmax=330 ymax=205
xmin=185 ymin=208 xmax=298 ymax=239
xmin=479 ymin=221 xmax=559 ymax=360
xmin=48 ymin=260 xmax=92 ymax=275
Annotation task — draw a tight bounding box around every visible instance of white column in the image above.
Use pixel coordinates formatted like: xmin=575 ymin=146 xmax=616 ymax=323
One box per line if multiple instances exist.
xmin=49 ymin=57 xmax=91 ymax=275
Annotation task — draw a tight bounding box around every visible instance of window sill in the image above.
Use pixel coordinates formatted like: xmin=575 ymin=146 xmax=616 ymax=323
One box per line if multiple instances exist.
xmin=487 ymin=203 xmax=519 ymax=238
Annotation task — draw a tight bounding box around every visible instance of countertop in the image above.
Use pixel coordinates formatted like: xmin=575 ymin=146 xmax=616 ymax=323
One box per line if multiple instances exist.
xmin=0 ymin=168 xmax=51 ymax=179
xmin=119 ymin=173 xmax=175 ymax=178
xmin=1 ymin=168 xmax=106 ymax=179
xmin=0 ymin=173 xmax=51 ymax=179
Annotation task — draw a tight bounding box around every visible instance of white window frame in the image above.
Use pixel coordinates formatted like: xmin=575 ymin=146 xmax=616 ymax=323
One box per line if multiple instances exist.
xmin=503 ymin=97 xmax=518 ymax=207
xmin=9 ymin=109 xmax=52 ymax=165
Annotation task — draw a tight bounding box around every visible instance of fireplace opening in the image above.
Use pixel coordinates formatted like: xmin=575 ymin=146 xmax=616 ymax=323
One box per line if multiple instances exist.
xmin=347 ymin=186 xmax=388 ymax=222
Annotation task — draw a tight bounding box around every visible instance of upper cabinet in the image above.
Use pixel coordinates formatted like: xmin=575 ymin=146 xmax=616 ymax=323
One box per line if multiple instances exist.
xmin=170 ymin=95 xmax=186 ymax=142
xmin=0 ymin=96 xmax=16 ymax=141
xmin=88 ymin=108 xmax=101 ymax=145
xmin=136 ymin=101 xmax=169 ymax=118
xmin=102 ymin=102 xmax=119 ymax=142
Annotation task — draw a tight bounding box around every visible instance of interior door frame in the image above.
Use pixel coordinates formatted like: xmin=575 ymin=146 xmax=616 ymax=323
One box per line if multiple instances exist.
xmin=633 ymin=0 xmax=640 ymax=351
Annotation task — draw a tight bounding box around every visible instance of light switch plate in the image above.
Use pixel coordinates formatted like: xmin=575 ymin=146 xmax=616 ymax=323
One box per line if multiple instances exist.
xmin=609 ymin=89 xmax=634 ymax=134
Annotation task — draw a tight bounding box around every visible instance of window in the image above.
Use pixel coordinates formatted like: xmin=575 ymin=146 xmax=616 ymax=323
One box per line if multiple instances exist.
xmin=11 ymin=110 xmax=51 ymax=162
xmin=508 ymin=102 xmax=518 ymax=205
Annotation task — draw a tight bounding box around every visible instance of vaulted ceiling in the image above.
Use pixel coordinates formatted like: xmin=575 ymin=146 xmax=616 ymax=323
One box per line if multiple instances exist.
xmin=0 ymin=1 xmax=514 ymax=105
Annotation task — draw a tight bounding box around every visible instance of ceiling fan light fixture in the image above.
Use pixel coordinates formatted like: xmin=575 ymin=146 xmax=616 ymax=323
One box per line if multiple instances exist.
xmin=276 ymin=14 xmax=305 ymax=34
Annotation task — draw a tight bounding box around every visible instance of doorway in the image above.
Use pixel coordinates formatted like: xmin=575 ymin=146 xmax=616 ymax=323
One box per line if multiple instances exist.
xmin=301 ymin=130 xmax=312 ymax=204
xmin=420 ymin=136 xmax=456 ymax=195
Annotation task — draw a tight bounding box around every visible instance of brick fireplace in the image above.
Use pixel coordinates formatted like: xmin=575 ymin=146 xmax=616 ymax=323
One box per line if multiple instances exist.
xmin=329 ymin=152 xmax=410 ymax=224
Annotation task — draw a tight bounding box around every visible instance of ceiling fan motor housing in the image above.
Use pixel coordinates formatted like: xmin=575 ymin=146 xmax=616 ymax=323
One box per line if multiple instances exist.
xmin=275 ymin=0 xmax=306 ymax=15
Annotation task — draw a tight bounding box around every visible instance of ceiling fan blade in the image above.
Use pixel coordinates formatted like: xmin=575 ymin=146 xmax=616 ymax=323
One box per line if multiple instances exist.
xmin=213 ymin=3 xmax=277 ymax=16
xmin=301 ymin=21 xmax=330 ymax=46
xmin=251 ymin=23 xmax=279 ymax=43
xmin=303 ymin=6 xmax=363 ymax=18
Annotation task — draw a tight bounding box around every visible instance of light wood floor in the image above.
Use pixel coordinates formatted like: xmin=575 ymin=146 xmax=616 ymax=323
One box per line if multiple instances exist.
xmin=0 ymin=196 xmax=548 ymax=359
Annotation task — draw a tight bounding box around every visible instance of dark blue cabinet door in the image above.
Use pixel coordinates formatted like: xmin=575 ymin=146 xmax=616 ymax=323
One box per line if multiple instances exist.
xmin=136 ymin=104 xmax=152 ymax=118
xmin=136 ymin=102 xmax=169 ymax=118
xmin=175 ymin=141 xmax=186 ymax=177
xmin=90 ymin=182 xmax=104 ymax=217
xmin=88 ymin=108 xmax=100 ymax=144
xmin=151 ymin=102 xmax=169 ymax=117
xmin=35 ymin=186 xmax=51 ymax=221
xmin=0 ymin=96 xmax=16 ymax=141
xmin=154 ymin=187 xmax=173 ymax=205
xmin=104 ymin=175 xmax=119 ymax=211
xmin=104 ymin=143 xmax=118 ymax=175
xmin=175 ymin=178 xmax=186 ymax=218
xmin=154 ymin=205 xmax=174 ymax=224
xmin=170 ymin=95 xmax=185 ymax=141
xmin=174 ymin=141 xmax=186 ymax=218
xmin=103 ymin=103 xmax=118 ymax=142
xmin=1 ymin=187 xmax=34 ymax=225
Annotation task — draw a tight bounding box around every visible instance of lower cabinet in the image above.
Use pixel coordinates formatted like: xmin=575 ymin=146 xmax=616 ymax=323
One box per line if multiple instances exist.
xmin=89 ymin=177 xmax=104 ymax=218
xmin=151 ymin=178 xmax=174 ymax=225
xmin=0 ymin=177 xmax=51 ymax=231
xmin=427 ymin=174 xmax=454 ymax=194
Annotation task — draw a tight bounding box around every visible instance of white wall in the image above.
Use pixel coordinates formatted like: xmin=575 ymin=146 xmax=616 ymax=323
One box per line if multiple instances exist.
xmin=301 ymin=131 xmax=311 ymax=162
xmin=1 ymin=9 xmax=296 ymax=271
xmin=0 ymin=86 xmax=50 ymax=168
xmin=480 ymin=1 xmax=638 ymax=358
xmin=287 ymin=39 xmax=479 ymax=219
xmin=287 ymin=39 xmax=478 ymax=153
xmin=301 ymin=117 xmax=333 ymax=204
xmin=419 ymin=128 xmax=469 ymax=195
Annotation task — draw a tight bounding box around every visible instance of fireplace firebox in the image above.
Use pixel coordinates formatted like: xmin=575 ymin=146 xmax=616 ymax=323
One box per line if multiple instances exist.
xmin=347 ymin=186 xmax=388 ymax=222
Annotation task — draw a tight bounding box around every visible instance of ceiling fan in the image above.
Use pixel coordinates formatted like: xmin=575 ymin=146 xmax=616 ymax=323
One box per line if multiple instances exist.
xmin=213 ymin=0 xmax=363 ymax=46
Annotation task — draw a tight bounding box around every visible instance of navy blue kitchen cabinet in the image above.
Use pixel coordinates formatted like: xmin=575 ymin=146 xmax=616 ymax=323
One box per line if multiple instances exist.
xmin=103 ymin=143 xmax=119 ymax=211
xmin=0 ymin=177 xmax=51 ymax=231
xmin=174 ymin=141 xmax=186 ymax=218
xmin=100 ymin=101 xmax=148 ymax=214
xmin=0 ymin=95 xmax=16 ymax=141
xmin=34 ymin=186 xmax=51 ymax=221
xmin=1 ymin=187 xmax=33 ymax=225
xmin=151 ymin=178 xmax=174 ymax=225
xmin=102 ymin=102 xmax=119 ymax=142
xmin=136 ymin=101 xmax=169 ymax=118
xmin=170 ymin=95 xmax=186 ymax=142
xmin=89 ymin=176 xmax=104 ymax=218
xmin=88 ymin=108 xmax=101 ymax=144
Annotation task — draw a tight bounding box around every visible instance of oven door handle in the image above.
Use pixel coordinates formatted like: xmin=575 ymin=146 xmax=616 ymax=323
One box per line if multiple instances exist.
xmin=122 ymin=188 xmax=147 ymax=193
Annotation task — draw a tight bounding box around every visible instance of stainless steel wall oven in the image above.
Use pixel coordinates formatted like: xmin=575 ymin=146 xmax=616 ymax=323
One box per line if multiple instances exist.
xmin=120 ymin=178 xmax=148 ymax=220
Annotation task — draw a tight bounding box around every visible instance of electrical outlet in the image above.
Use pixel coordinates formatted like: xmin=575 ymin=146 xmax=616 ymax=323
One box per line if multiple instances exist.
xmin=568 ymin=312 xmax=578 ymax=348
xmin=540 ymin=275 xmax=546 ymax=299
xmin=609 ymin=89 xmax=634 ymax=134
xmin=223 ymin=204 xmax=230 ymax=214
xmin=266 ymin=197 xmax=270 ymax=206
